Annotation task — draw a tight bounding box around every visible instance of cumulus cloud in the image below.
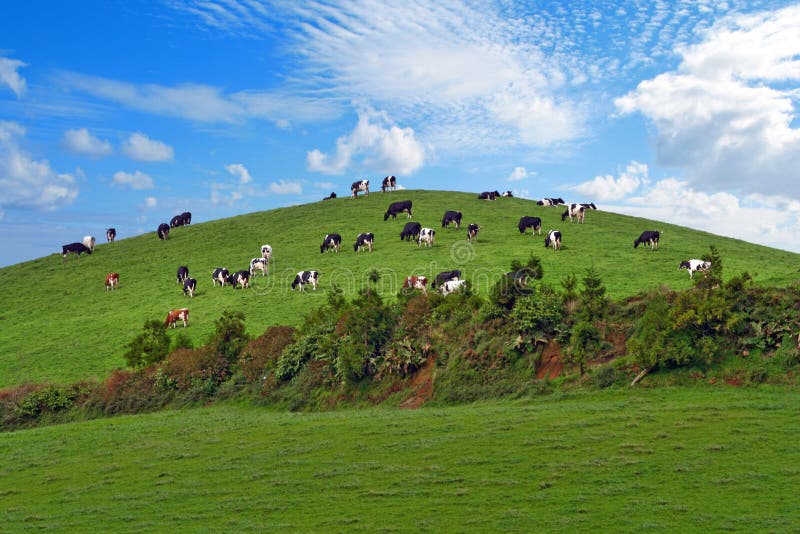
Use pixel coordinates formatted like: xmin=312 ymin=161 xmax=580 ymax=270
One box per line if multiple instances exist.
xmin=307 ymin=108 xmax=426 ymax=175
xmin=269 ymin=180 xmax=302 ymax=195
xmin=0 ymin=121 xmax=78 ymax=211
xmin=112 ymin=170 xmax=154 ymax=190
xmin=144 ymin=196 xmax=158 ymax=208
xmin=0 ymin=57 xmax=27 ymax=97
xmin=225 ymin=163 xmax=252 ymax=184
xmin=210 ymin=183 xmax=244 ymax=206
xmin=572 ymin=161 xmax=648 ymax=201
xmin=122 ymin=133 xmax=174 ymax=162
xmin=62 ymin=128 xmax=113 ymax=158
xmin=615 ymin=5 xmax=800 ymax=196
xmin=508 ymin=166 xmax=528 ymax=182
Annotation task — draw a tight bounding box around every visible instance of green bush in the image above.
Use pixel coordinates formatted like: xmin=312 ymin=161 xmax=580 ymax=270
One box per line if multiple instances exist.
xmin=124 ymin=320 xmax=171 ymax=369
xmin=208 ymin=310 xmax=249 ymax=366
xmin=593 ymin=364 xmax=617 ymax=388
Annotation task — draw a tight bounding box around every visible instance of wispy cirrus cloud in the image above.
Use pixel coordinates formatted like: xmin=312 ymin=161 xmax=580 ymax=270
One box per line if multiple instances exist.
xmin=122 ymin=132 xmax=174 ymax=162
xmin=225 ymin=163 xmax=252 ymax=184
xmin=268 ymin=180 xmax=302 ymax=195
xmin=62 ymin=128 xmax=112 ymax=158
xmin=112 ymin=170 xmax=154 ymax=190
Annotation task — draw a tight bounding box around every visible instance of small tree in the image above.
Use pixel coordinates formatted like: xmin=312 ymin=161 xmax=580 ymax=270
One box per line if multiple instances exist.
xmin=124 ymin=320 xmax=171 ymax=368
xmin=209 ymin=310 xmax=249 ymax=366
xmin=569 ymin=321 xmax=602 ymax=376
xmin=561 ymin=273 xmax=579 ymax=314
xmin=490 ymin=255 xmax=543 ymax=311
xmin=578 ymin=266 xmax=607 ymax=321
xmin=695 ymin=245 xmax=723 ymax=291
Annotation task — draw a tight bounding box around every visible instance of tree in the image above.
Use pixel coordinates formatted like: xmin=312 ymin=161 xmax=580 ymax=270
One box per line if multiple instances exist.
xmin=209 ymin=310 xmax=249 ymax=366
xmin=569 ymin=321 xmax=602 ymax=376
xmin=490 ymin=255 xmax=543 ymax=311
xmin=124 ymin=320 xmax=171 ymax=368
xmin=578 ymin=266 xmax=607 ymax=321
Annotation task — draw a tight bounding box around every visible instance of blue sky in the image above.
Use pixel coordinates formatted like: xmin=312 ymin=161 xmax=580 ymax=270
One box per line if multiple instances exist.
xmin=1 ymin=0 xmax=799 ymax=266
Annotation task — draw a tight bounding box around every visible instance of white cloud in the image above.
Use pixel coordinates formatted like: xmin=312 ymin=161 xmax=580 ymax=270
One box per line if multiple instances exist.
xmin=122 ymin=132 xmax=174 ymax=162
xmin=268 ymin=180 xmax=302 ymax=195
xmin=112 ymin=170 xmax=154 ymax=190
xmin=0 ymin=57 xmax=27 ymax=97
xmin=210 ymin=183 xmax=244 ymax=206
xmin=62 ymin=128 xmax=112 ymax=158
xmin=0 ymin=121 xmax=78 ymax=210
xmin=572 ymin=161 xmax=648 ymax=201
xmin=144 ymin=196 xmax=158 ymax=208
xmin=508 ymin=166 xmax=528 ymax=182
xmin=225 ymin=163 xmax=252 ymax=184
xmin=314 ymin=181 xmax=337 ymax=190
xmin=307 ymin=108 xmax=426 ymax=175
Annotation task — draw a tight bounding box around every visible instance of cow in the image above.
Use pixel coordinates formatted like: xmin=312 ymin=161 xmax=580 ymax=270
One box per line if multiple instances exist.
xmin=544 ymin=230 xmax=562 ymax=250
xmin=165 ymin=308 xmax=189 ymax=328
xmin=403 ymin=275 xmax=428 ymax=295
xmin=381 ymin=175 xmax=397 ymax=192
xmin=291 ymin=270 xmax=320 ymax=291
xmin=106 ymin=228 xmax=116 ymax=243
xmin=679 ymin=259 xmax=712 ymax=279
xmin=418 ymin=227 xmax=435 ymax=248
xmin=351 ymin=179 xmax=369 ymax=198
xmin=157 ymin=223 xmax=170 ymax=240
xmin=518 ymin=216 xmax=542 ymax=235
xmin=432 ymin=270 xmax=461 ymax=289
xmin=183 ymin=277 xmax=197 ymax=298
xmin=502 ymin=191 xmax=514 ymax=197
xmin=105 ymin=272 xmax=119 ymax=291
xmin=181 ymin=212 xmax=192 ymax=225
xmin=580 ymin=202 xmax=597 ymax=210
xmin=323 ymin=192 xmax=337 ymax=200
xmin=231 ymin=270 xmax=250 ymax=289
xmin=354 ymin=232 xmax=375 ymax=252
xmin=211 ymin=268 xmax=230 ymax=287
xmin=170 ymin=212 xmax=192 ymax=228
xmin=250 ymin=257 xmax=268 ymax=277
xmin=441 ymin=210 xmax=462 ymax=228
xmin=467 ymin=223 xmax=480 ymax=243
xmin=400 ymin=222 xmax=422 ymax=241
xmin=561 ymin=204 xmax=586 ymax=223
xmin=320 ymin=233 xmax=342 ymax=253
xmin=537 ymin=197 xmax=565 ymax=206
xmin=61 ymin=242 xmax=91 ymax=260
xmin=478 ymin=190 xmax=499 ymax=200
xmin=176 ymin=266 xmax=190 ymax=284
xmin=634 ymin=230 xmax=660 ymax=250
xmin=441 ymin=279 xmax=466 ymax=296
xmin=384 ymin=200 xmax=413 ymax=220
xmin=261 ymin=244 xmax=272 ymax=260
xmin=82 ymin=235 xmax=96 ymax=253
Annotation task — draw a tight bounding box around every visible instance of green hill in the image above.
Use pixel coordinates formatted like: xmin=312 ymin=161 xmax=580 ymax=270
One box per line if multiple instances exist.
xmin=1 ymin=189 xmax=798 ymax=388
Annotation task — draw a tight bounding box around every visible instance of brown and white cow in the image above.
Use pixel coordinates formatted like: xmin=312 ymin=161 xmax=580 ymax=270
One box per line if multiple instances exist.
xmin=164 ymin=308 xmax=189 ymax=328
xmin=403 ymin=275 xmax=428 ymax=295
xmin=105 ymin=272 xmax=119 ymax=291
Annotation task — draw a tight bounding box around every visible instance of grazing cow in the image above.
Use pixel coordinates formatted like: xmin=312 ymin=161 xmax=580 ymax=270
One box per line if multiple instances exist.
xmin=537 ymin=197 xmax=565 ymax=206
xmin=354 ymin=232 xmax=375 ymax=252
xmin=679 ymin=259 xmax=712 ymax=279
xmin=351 ymin=179 xmax=369 ymax=198
xmin=403 ymin=275 xmax=428 ymax=295
xmin=467 ymin=223 xmax=480 ymax=243
xmin=580 ymin=202 xmax=597 ymax=210
xmin=291 ymin=270 xmax=320 ymax=291
xmin=157 ymin=223 xmax=170 ymax=240
xmin=502 ymin=191 xmax=514 ymax=197
xmin=261 ymin=244 xmax=272 ymax=260
xmin=183 ymin=277 xmax=197 ymax=298
xmin=231 ymin=270 xmax=250 ymax=289
xmin=176 ymin=266 xmax=190 ymax=284
xmin=441 ymin=210 xmax=463 ymax=228
xmin=323 ymin=192 xmax=337 ymax=200
xmin=181 ymin=211 xmax=192 ymax=225
xmin=61 ymin=242 xmax=91 ymax=260
xmin=250 ymin=257 xmax=268 ymax=276
xmin=418 ymin=227 xmax=435 ymax=248
xmin=561 ymin=204 xmax=586 ymax=223
xmin=105 ymin=272 xmax=119 ymax=291
xmin=82 ymin=235 xmax=96 ymax=253
xmin=106 ymin=228 xmax=116 ymax=243
xmin=478 ymin=190 xmax=499 ymax=200
xmin=400 ymin=222 xmax=422 ymax=241
xmin=212 ymin=268 xmax=230 ymax=287
xmin=441 ymin=279 xmax=466 ymax=296
xmin=544 ymin=230 xmax=562 ymax=250
xmin=432 ymin=270 xmax=461 ymax=289
xmin=170 ymin=212 xmax=192 ymax=228
xmin=381 ymin=175 xmax=397 ymax=192
xmin=164 ymin=308 xmax=189 ymax=328
xmin=634 ymin=230 xmax=660 ymax=250
xmin=320 ymin=233 xmax=342 ymax=253
xmin=518 ymin=216 xmax=542 ymax=235
xmin=384 ymin=200 xmax=413 ymax=220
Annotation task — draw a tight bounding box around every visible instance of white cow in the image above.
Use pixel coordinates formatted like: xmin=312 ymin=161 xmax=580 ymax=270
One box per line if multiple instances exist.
xmin=679 ymin=259 xmax=711 ymax=279
xmin=82 ymin=235 xmax=96 ymax=253
xmin=441 ymin=279 xmax=466 ymax=296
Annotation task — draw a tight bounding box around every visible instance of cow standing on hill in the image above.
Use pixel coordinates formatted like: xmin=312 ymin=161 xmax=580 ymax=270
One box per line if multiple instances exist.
xmin=384 ymin=200 xmax=413 ymax=220
xmin=418 ymin=228 xmax=435 ymax=248
xmin=250 ymin=257 xmax=268 ymax=276
xmin=212 ymin=268 xmax=230 ymax=287
xmin=432 ymin=270 xmax=461 ymax=289
xmin=157 ymin=223 xmax=170 ymax=240
xmin=106 ymin=228 xmax=116 ymax=243
xmin=467 ymin=223 xmax=480 ymax=243
xmin=403 ymin=275 xmax=428 ymax=295
xmin=679 ymin=259 xmax=711 ymax=279
xmin=83 ymin=236 xmax=96 ymax=253
xmin=400 ymin=222 xmax=422 ymax=241
xmin=176 ymin=266 xmax=189 ymax=284
xmin=562 ymin=204 xmax=586 ymax=223
xmin=351 ymin=180 xmax=369 ymax=198
xmin=634 ymin=231 xmax=660 ymax=250
xmin=518 ymin=216 xmax=542 ymax=235
xmin=382 ymin=176 xmax=397 ymax=192
xmin=105 ymin=272 xmax=119 ymax=291
xmin=442 ymin=211 xmax=462 ymax=228
xmin=320 ymin=233 xmax=342 ymax=253
xmin=62 ymin=242 xmax=91 ymax=260
xmin=165 ymin=308 xmax=189 ymax=328
xmin=292 ymin=270 xmax=320 ymax=291
xmin=354 ymin=232 xmax=375 ymax=252
xmin=183 ymin=277 xmax=197 ymax=298
xmin=478 ymin=191 xmax=499 ymax=200
xmin=544 ymin=230 xmax=562 ymax=250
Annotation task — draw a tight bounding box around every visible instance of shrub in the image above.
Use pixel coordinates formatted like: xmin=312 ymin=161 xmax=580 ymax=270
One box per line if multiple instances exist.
xmin=238 ymin=326 xmax=297 ymax=383
xmin=209 ymin=310 xmax=249 ymax=366
xmin=593 ymin=364 xmax=617 ymax=388
xmin=124 ymin=320 xmax=171 ymax=368
xmin=509 ymin=285 xmax=565 ymax=347
xmin=162 ymin=346 xmax=231 ymax=390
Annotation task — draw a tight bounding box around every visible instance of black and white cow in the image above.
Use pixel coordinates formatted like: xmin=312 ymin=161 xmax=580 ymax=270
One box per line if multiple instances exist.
xmin=82 ymin=235 xmax=96 ymax=253
xmin=382 ymin=175 xmax=397 ymax=192
xmin=181 ymin=212 xmax=192 ymax=225
xmin=518 ymin=216 xmax=542 ymax=235
xmin=261 ymin=244 xmax=272 ymax=260
xmin=580 ymin=202 xmax=597 ymax=210
xmin=679 ymin=259 xmax=711 ymax=279
xmin=478 ymin=190 xmax=499 ymax=200
xmin=157 ymin=223 xmax=170 ymax=240
xmin=634 ymin=230 xmax=660 ymax=250
xmin=400 ymin=222 xmax=422 ymax=241
xmin=212 ymin=268 xmax=230 ymax=287
xmin=354 ymin=232 xmax=375 ymax=252
xmin=231 ymin=270 xmax=250 ymax=289
xmin=561 ymin=204 xmax=586 ymax=223
xmin=418 ymin=227 xmax=435 ymax=248
xmin=384 ymin=200 xmax=413 ymax=220
xmin=323 ymin=192 xmax=337 ymax=200
xmin=467 ymin=223 xmax=480 ymax=243
xmin=61 ymin=242 xmax=92 ymax=260
xmin=544 ymin=230 xmax=562 ymax=250
xmin=441 ymin=279 xmax=466 ymax=296
xmin=250 ymin=257 xmax=268 ymax=276
xmin=441 ymin=210 xmax=462 ymax=228
xmin=183 ymin=277 xmax=197 ymax=298
xmin=170 ymin=212 xmax=191 ymax=228
xmin=502 ymin=191 xmax=514 ymax=197
xmin=106 ymin=228 xmax=116 ymax=243
xmin=432 ymin=270 xmax=461 ymax=289
xmin=320 ymin=233 xmax=342 ymax=253
xmin=291 ymin=270 xmax=319 ymax=291
xmin=537 ymin=197 xmax=565 ymax=206
xmin=351 ymin=179 xmax=369 ymax=198
xmin=176 ymin=265 xmax=189 ymax=284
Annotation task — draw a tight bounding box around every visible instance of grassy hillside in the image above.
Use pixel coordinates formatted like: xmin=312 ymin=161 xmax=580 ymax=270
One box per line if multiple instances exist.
xmin=1 ymin=189 xmax=798 ymax=388
xmin=1 ymin=387 xmax=798 ymax=531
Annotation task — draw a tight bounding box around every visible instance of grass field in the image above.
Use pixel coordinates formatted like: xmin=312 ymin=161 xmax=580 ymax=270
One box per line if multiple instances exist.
xmin=1 ymin=190 xmax=799 ymax=388
xmin=1 ymin=386 xmax=798 ymax=531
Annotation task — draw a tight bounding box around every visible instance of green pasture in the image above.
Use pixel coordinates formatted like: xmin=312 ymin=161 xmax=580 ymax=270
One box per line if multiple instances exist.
xmin=1 ymin=387 xmax=797 ymax=531
xmin=1 ymin=190 xmax=798 ymax=387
